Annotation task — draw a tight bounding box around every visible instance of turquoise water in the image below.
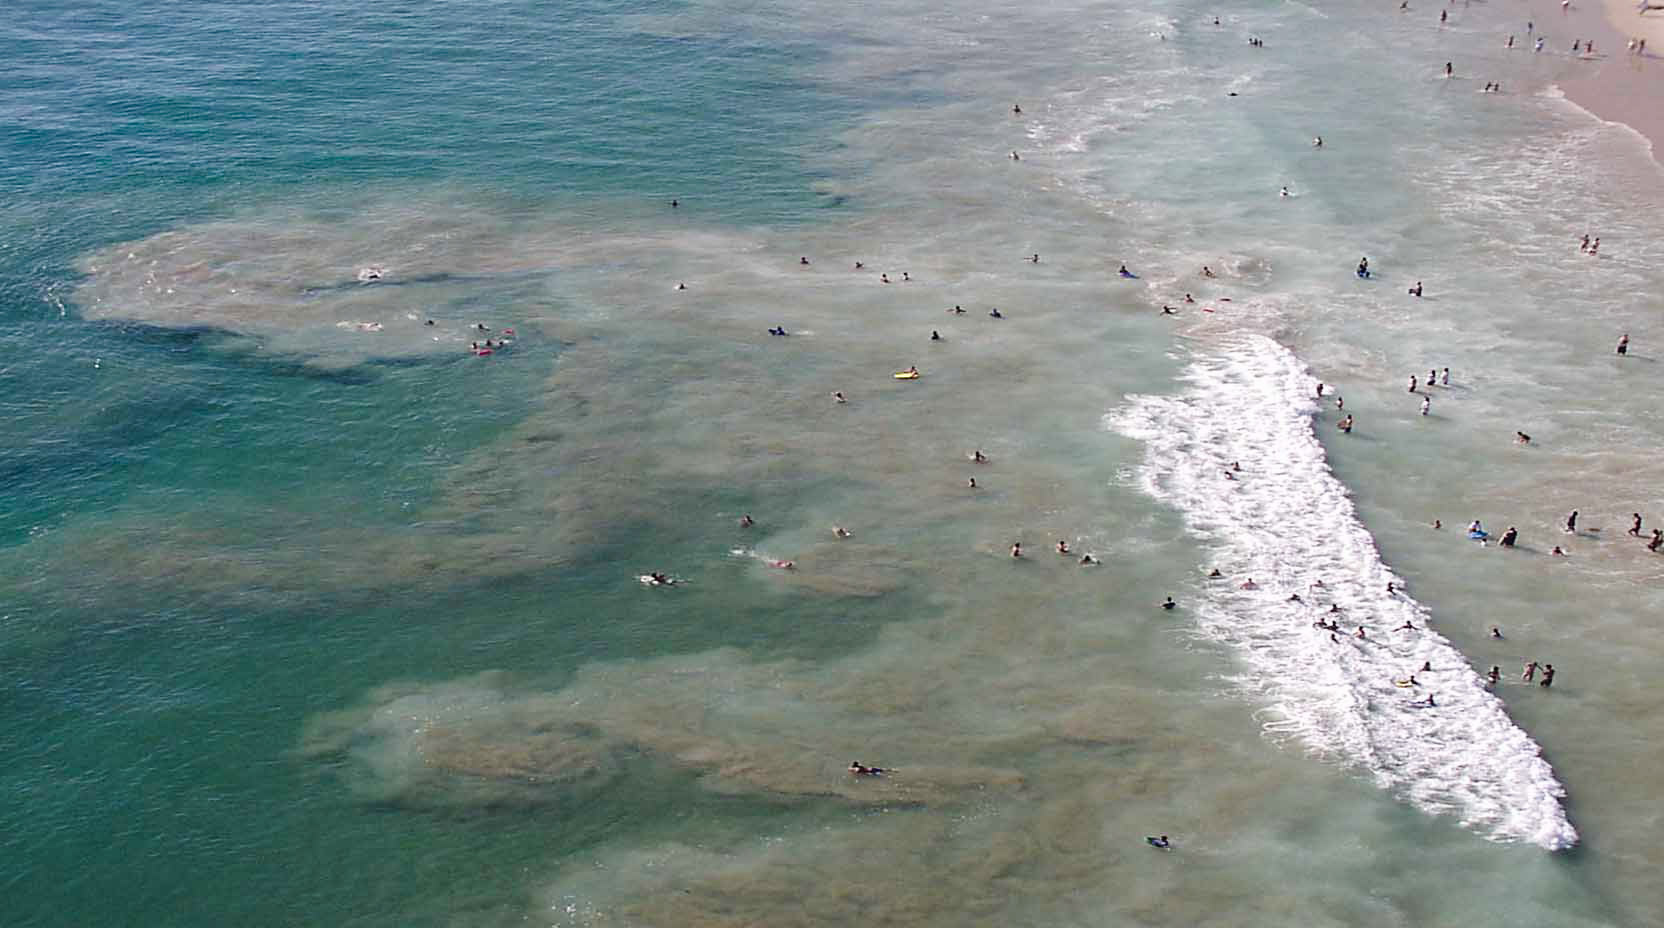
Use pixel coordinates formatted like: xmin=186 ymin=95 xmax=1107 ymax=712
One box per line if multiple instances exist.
xmin=6 ymin=0 xmax=1664 ymax=925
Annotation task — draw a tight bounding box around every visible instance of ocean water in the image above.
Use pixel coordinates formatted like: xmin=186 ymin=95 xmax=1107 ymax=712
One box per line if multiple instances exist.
xmin=5 ymin=0 xmax=1664 ymax=925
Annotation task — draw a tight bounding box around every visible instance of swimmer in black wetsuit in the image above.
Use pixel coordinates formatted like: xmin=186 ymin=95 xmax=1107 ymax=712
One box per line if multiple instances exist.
xmin=1162 ymin=596 xmax=1176 ymax=610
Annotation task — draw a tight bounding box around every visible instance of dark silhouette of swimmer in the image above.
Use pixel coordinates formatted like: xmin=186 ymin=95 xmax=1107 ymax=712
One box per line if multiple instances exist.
xmin=1147 ymin=835 xmax=1171 ymax=849
xmin=671 ymin=199 xmax=679 ymax=208
xmin=989 ymin=307 xmax=1003 ymax=318
xmin=1161 ymin=305 xmax=1178 ymax=315
xmin=1208 ymin=568 xmax=1223 ymax=578
xmin=1162 ymin=596 xmax=1176 ymax=610
xmin=1408 ymin=281 xmax=1423 ymax=297
xmin=848 ymin=761 xmax=886 ymax=776
xmin=424 ymin=319 xmax=435 ymax=326
xmin=800 ymin=256 xmax=810 ymax=266
xmin=1012 ymin=104 xmax=1022 ymax=114
xmin=1539 ymin=665 xmax=1555 ymax=688
xmin=931 ymin=330 xmax=942 ymax=341
xmin=1565 ymin=510 xmax=1578 ymax=533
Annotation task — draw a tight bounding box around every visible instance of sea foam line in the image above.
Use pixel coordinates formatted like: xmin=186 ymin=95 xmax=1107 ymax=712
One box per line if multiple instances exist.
xmin=1109 ymin=334 xmax=1577 ymax=850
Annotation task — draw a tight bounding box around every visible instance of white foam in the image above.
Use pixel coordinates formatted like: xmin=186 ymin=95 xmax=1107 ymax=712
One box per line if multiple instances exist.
xmin=1108 ymin=334 xmax=1577 ymax=850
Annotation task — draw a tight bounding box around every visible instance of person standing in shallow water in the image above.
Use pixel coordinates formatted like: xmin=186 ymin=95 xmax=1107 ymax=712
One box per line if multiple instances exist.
xmin=1617 ymin=333 xmax=1629 ymax=355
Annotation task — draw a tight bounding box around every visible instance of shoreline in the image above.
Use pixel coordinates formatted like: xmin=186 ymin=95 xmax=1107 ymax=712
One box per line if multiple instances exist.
xmin=1523 ymin=0 xmax=1664 ymax=164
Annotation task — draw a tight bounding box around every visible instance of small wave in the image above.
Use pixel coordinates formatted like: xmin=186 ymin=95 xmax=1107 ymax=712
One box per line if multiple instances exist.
xmin=1108 ymin=334 xmax=1576 ymax=850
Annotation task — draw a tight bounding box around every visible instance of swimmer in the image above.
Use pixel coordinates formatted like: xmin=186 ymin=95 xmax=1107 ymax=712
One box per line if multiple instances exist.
xmin=1146 ymin=835 xmax=1171 ymax=850
xmin=1444 ymin=61 xmax=1452 ymax=77
xmin=1280 ymin=186 xmax=1290 ymax=197
xmin=903 ymin=272 xmax=911 ymax=282
xmin=1551 ymin=545 xmax=1567 ymax=557
xmin=989 ymin=307 xmax=1003 ymax=318
xmin=1011 ymin=542 xmax=1023 ymax=558
xmin=848 ymin=761 xmax=886 ymax=776
xmin=1239 ymin=578 xmax=1259 ymax=590
xmin=677 ymin=282 xmax=687 ymax=290
xmin=1649 ymin=530 xmax=1662 ymax=552
xmin=1441 ymin=367 xmax=1449 ymax=385
xmin=1387 ymin=582 xmax=1397 ymax=594
xmin=833 ymin=526 xmax=851 ymax=538
xmin=424 ymin=319 xmax=435 ymax=326
xmin=1565 ymin=510 xmax=1578 ymax=533
xmin=1223 ymin=470 xmax=1235 ymax=480
xmin=1231 ymin=461 xmax=1241 ymax=472
xmin=967 ymin=477 xmax=977 ymax=488
xmin=931 ymin=330 xmax=942 ymax=341
xmin=1432 ymin=519 xmax=1442 ymax=529
xmin=1329 ymin=604 xmax=1342 ymax=614
xmin=1031 ymin=254 xmax=1041 ymax=263
xmin=1335 ymin=395 xmax=1344 ymax=410
xmin=1398 ymin=620 xmax=1415 ymax=631
xmin=1012 ymin=104 xmax=1022 ymax=114
xmin=1539 ymin=664 xmax=1555 ymax=688
xmin=950 ymin=304 xmax=966 ymax=314
xmin=1161 ymin=305 xmax=1178 ymax=315
xmin=1289 ymin=593 xmax=1303 ymax=602
xmin=740 ymin=515 xmax=755 ymax=527
xmin=973 ymin=449 xmax=987 ymax=463
xmin=1162 ymin=596 xmax=1176 ymax=610
xmin=1522 ymin=660 xmax=1537 ymax=682
xmin=1487 ymin=666 xmax=1501 ymax=686
xmin=800 ymin=256 xmax=810 ymax=266
xmin=1428 ymin=369 xmax=1437 ymax=385
xmin=1056 ymin=540 xmax=1071 ymax=555
xmin=1421 ymin=396 xmax=1431 ymax=416
xmin=881 ymin=273 xmax=891 ymax=284
xmin=1317 ymin=383 xmax=1325 ymax=397
xmin=1201 ymin=266 xmax=1216 ymax=278
xmin=769 ymin=559 xmax=795 ymax=569
xmin=1409 ymin=281 xmax=1423 ymax=297
xmin=854 ymin=261 xmax=865 ymax=269
xmin=1079 ymin=553 xmax=1096 ymax=565
xmin=1515 ymin=431 xmax=1531 ymax=444
xmin=1184 ymin=293 xmax=1195 ymax=304
xmin=1338 ymin=414 xmax=1354 ymax=433
xmin=1491 ymin=626 xmax=1503 ymax=639
xmin=476 ymin=323 xmax=490 ymax=332
xmin=832 ymin=391 xmax=847 ymax=403
xmin=1420 ymin=661 xmax=1432 ymax=673
xmin=671 ymin=199 xmax=679 ymax=208
xmin=1208 ymin=568 xmax=1223 ymax=578
xmin=1118 ymin=264 xmax=1134 ymax=278
xmin=1629 ymin=513 xmax=1642 ymax=537
xmin=1617 ymin=333 xmax=1629 ymax=355
xmin=1355 ymin=626 xmax=1367 ymax=639
xmin=1408 ymin=375 xmax=1418 ymax=393
xmin=1313 ymin=136 xmax=1323 ymax=148
xmin=1010 ymin=151 xmax=1020 ymax=161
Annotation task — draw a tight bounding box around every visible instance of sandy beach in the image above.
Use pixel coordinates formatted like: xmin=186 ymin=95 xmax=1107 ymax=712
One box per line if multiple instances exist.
xmin=1532 ymin=0 xmax=1664 ymax=161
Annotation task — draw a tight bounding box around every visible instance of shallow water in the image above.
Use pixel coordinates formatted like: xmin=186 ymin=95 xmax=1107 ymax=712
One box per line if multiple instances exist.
xmin=5 ymin=0 xmax=1664 ymax=925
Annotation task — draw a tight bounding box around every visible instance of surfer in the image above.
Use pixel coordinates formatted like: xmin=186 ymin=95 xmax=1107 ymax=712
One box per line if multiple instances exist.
xmin=1398 ymin=620 xmax=1415 ymax=631
xmin=1409 ymin=281 xmax=1423 ymax=297
xmin=1118 ymin=264 xmax=1135 ymax=278
xmin=1208 ymin=568 xmax=1223 ymax=578
xmin=849 ymin=761 xmax=886 ymax=776
xmin=1444 ymin=60 xmax=1453 ymax=77
xmin=1417 ymin=694 xmax=1436 ymax=707
xmin=1355 ymin=626 xmax=1368 ymax=639
xmin=1146 ymin=835 xmax=1171 ymax=849
xmin=1432 ymin=519 xmax=1442 ymax=529
xmin=1162 ymin=596 xmax=1176 ymax=610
